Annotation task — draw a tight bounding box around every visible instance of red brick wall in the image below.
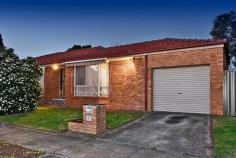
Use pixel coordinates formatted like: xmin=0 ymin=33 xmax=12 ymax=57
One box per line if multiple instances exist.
xmin=44 ymin=66 xmax=60 ymax=102
xmin=64 ymin=66 xmax=73 ymax=105
xmin=108 ymin=58 xmax=145 ymax=111
xmin=43 ymin=46 xmax=226 ymax=115
xmin=147 ymin=47 xmax=226 ymax=115
xmin=63 ymin=59 xmax=145 ymax=111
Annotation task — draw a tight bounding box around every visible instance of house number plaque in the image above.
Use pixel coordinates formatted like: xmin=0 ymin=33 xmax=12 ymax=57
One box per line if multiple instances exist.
xmin=86 ymin=115 xmax=93 ymax=122
xmin=85 ymin=106 xmax=94 ymax=113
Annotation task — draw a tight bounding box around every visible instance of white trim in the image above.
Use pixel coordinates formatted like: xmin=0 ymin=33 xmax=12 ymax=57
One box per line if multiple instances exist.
xmin=65 ymin=58 xmax=107 ymax=65
xmin=40 ymin=66 xmax=45 ymax=70
xmin=107 ymin=57 xmax=134 ymax=62
xmin=74 ymin=66 xmax=76 ymax=96
xmin=98 ymin=64 xmax=101 ymax=96
xmin=106 ymin=44 xmax=224 ymax=61
xmin=40 ymin=63 xmax=65 ymax=67
xmin=40 ymin=66 xmax=45 ymax=95
xmin=52 ymin=98 xmax=65 ymax=101
xmin=146 ymin=44 xmax=224 ymax=56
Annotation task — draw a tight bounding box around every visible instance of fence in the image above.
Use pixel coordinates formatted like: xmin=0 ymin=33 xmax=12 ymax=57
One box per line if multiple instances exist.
xmin=224 ymin=70 xmax=236 ymax=115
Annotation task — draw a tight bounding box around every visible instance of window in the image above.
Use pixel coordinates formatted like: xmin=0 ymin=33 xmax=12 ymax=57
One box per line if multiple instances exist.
xmin=74 ymin=63 xmax=109 ymax=96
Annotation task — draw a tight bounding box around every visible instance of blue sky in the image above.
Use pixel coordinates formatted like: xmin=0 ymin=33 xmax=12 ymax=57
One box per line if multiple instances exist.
xmin=0 ymin=0 xmax=235 ymax=58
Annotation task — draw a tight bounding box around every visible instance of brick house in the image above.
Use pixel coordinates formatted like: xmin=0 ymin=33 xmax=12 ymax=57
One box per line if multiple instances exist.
xmin=36 ymin=38 xmax=228 ymax=115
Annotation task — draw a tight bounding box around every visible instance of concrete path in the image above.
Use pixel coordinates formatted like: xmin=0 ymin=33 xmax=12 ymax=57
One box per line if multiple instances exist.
xmin=0 ymin=113 xmax=212 ymax=158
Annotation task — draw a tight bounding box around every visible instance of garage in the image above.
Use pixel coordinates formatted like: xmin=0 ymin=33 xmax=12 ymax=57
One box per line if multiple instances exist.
xmin=152 ymin=65 xmax=210 ymax=114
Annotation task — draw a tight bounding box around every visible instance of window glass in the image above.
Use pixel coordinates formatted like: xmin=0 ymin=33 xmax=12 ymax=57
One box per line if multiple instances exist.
xmin=99 ymin=63 xmax=109 ymax=96
xmin=75 ymin=66 xmax=85 ymax=85
xmin=75 ymin=64 xmax=101 ymax=96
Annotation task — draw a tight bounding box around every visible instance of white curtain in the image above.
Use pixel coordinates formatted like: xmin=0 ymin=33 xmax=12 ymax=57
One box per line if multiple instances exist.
xmin=85 ymin=65 xmax=98 ymax=96
xmin=75 ymin=63 xmax=109 ymax=96
xmin=99 ymin=63 xmax=109 ymax=96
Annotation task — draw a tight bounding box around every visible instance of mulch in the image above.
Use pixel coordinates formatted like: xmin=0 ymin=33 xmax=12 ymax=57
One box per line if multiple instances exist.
xmin=0 ymin=140 xmax=43 ymax=158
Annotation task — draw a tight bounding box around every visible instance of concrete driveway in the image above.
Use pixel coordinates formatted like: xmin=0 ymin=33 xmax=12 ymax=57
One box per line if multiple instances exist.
xmin=100 ymin=112 xmax=213 ymax=157
xmin=0 ymin=113 xmax=212 ymax=158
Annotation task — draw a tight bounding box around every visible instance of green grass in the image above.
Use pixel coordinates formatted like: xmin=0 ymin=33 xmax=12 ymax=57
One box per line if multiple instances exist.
xmin=214 ymin=116 xmax=236 ymax=158
xmin=106 ymin=111 xmax=144 ymax=129
xmin=0 ymin=107 xmax=83 ymax=131
xmin=0 ymin=107 xmax=144 ymax=131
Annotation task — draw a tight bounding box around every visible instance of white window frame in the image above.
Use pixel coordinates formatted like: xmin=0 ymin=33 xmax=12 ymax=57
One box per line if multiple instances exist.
xmin=40 ymin=66 xmax=45 ymax=95
xmin=74 ymin=64 xmax=109 ymax=97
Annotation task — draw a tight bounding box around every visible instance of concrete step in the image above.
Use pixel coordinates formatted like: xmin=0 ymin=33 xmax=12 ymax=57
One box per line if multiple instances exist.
xmin=47 ymin=99 xmax=65 ymax=106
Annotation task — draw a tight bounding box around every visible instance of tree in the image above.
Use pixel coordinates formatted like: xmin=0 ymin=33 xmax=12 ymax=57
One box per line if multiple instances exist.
xmin=66 ymin=44 xmax=92 ymax=51
xmin=0 ymin=34 xmax=42 ymax=115
xmin=0 ymin=34 xmax=4 ymax=52
xmin=210 ymin=11 xmax=236 ymax=67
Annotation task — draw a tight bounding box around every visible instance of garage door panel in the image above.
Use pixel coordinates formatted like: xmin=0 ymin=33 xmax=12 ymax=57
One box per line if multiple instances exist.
xmin=152 ymin=66 xmax=210 ymax=114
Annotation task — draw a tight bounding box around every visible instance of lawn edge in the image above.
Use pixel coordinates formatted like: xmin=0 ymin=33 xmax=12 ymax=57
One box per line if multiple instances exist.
xmin=106 ymin=112 xmax=145 ymax=129
xmin=0 ymin=123 xmax=62 ymax=134
xmin=99 ymin=113 xmax=149 ymax=136
xmin=0 ymin=112 xmax=146 ymax=139
xmin=209 ymin=116 xmax=215 ymax=158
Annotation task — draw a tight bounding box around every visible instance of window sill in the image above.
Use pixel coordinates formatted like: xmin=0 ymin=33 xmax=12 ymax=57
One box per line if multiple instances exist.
xmin=72 ymin=96 xmax=109 ymax=99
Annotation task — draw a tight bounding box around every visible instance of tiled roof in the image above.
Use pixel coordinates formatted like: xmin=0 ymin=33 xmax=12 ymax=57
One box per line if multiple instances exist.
xmin=36 ymin=38 xmax=226 ymax=65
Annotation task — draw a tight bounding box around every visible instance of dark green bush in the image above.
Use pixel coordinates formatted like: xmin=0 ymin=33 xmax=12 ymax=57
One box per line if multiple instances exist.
xmin=0 ymin=34 xmax=42 ymax=115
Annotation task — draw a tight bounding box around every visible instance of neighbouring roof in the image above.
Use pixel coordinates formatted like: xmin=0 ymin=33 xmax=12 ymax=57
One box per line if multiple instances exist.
xmin=36 ymin=38 xmax=226 ymax=65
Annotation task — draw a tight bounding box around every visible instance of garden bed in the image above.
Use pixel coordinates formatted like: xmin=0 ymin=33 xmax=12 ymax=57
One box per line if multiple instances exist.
xmin=0 ymin=140 xmax=43 ymax=158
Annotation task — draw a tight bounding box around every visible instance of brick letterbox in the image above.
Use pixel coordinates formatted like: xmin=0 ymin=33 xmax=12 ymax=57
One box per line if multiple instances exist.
xmin=68 ymin=104 xmax=106 ymax=135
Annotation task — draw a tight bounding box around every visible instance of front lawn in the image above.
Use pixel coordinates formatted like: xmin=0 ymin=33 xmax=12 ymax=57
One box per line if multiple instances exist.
xmin=214 ymin=116 xmax=236 ymax=158
xmin=106 ymin=111 xmax=143 ymax=128
xmin=0 ymin=140 xmax=43 ymax=158
xmin=0 ymin=107 xmax=144 ymax=131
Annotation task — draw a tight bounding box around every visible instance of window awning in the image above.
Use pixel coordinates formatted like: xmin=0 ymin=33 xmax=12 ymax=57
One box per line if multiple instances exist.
xmin=66 ymin=58 xmax=106 ymax=67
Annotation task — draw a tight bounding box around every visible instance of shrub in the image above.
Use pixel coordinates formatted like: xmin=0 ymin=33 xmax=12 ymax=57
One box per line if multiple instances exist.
xmin=0 ymin=35 xmax=42 ymax=115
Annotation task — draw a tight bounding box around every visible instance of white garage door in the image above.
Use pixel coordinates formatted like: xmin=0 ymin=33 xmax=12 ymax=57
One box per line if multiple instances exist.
xmin=152 ymin=66 xmax=210 ymax=114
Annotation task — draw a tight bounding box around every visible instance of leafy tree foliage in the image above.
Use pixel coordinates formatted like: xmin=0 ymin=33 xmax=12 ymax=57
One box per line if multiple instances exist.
xmin=0 ymin=34 xmax=4 ymax=52
xmin=0 ymin=34 xmax=42 ymax=115
xmin=66 ymin=44 xmax=92 ymax=51
xmin=210 ymin=11 xmax=236 ymax=67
